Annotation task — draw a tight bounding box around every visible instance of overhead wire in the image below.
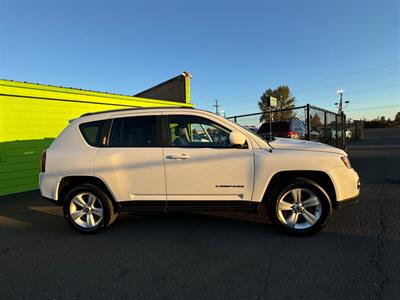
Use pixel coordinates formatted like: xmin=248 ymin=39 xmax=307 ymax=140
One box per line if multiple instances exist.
xmin=215 ymin=62 xmax=400 ymax=108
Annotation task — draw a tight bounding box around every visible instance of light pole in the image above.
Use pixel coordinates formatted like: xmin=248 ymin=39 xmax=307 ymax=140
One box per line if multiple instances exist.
xmin=334 ymin=90 xmax=350 ymax=149
xmin=337 ymin=89 xmax=343 ymax=114
xmin=335 ymin=90 xmax=350 ymax=115
xmin=334 ymin=89 xmax=350 ymax=114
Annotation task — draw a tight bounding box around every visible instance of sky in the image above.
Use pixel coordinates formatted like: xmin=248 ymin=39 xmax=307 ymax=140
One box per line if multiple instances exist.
xmin=1 ymin=0 xmax=399 ymax=120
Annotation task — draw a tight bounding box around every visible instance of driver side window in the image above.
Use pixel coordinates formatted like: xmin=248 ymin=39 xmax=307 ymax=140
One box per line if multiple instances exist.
xmin=168 ymin=115 xmax=231 ymax=148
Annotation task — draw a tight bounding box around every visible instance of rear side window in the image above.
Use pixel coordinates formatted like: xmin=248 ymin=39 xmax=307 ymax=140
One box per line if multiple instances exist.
xmin=79 ymin=120 xmax=107 ymax=147
xmin=109 ymin=116 xmax=158 ymax=147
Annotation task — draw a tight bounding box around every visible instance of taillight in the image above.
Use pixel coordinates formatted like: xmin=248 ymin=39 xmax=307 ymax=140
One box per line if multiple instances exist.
xmin=41 ymin=150 xmax=47 ymax=172
xmin=287 ymin=131 xmax=297 ymax=138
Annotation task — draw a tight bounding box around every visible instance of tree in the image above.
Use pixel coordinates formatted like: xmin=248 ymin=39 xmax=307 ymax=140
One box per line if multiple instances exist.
xmin=363 ymin=115 xmax=397 ymax=128
xmin=258 ymin=86 xmax=296 ymax=122
xmin=310 ymin=113 xmax=322 ymax=130
xmin=395 ymin=112 xmax=400 ymax=122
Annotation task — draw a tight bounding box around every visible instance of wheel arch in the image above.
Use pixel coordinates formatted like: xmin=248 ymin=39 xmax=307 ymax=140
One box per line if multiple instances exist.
xmin=57 ymin=176 xmax=117 ymax=207
xmin=262 ymin=170 xmax=338 ymax=208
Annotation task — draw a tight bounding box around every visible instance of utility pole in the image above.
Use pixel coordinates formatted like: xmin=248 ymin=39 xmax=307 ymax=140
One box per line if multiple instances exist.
xmin=213 ymin=99 xmax=220 ymax=115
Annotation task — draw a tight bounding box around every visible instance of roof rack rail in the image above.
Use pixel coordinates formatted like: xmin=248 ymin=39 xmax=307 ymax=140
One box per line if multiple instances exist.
xmin=80 ymin=106 xmax=193 ymax=117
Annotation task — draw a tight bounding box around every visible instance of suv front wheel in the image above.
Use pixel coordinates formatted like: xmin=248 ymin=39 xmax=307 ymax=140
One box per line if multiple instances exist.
xmin=266 ymin=178 xmax=332 ymax=236
xmin=63 ymin=184 xmax=117 ymax=234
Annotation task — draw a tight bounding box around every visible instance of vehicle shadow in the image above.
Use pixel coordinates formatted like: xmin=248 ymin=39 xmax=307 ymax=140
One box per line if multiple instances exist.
xmin=0 ymin=189 xmax=278 ymax=236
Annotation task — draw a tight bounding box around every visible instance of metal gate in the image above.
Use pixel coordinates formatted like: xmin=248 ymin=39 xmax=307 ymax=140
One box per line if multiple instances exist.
xmin=228 ymin=104 xmax=346 ymax=149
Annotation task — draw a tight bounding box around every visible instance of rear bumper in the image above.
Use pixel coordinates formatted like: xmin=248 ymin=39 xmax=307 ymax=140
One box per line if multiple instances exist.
xmin=39 ymin=172 xmax=59 ymax=201
xmin=42 ymin=196 xmax=58 ymax=205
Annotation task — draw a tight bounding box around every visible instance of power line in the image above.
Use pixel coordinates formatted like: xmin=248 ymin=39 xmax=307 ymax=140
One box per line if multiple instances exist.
xmin=223 ymin=69 xmax=399 ymax=105
xmin=224 ymin=84 xmax=399 ymax=109
xmin=290 ymin=62 xmax=400 ymax=87
xmin=300 ymin=84 xmax=400 ymax=103
xmin=293 ymin=69 xmax=399 ymax=93
xmin=217 ymin=62 xmax=400 ymax=103
xmin=346 ymin=104 xmax=399 ymax=112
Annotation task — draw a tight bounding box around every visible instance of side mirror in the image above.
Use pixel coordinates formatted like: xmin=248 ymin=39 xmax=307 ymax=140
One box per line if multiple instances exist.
xmin=229 ymin=131 xmax=246 ymax=146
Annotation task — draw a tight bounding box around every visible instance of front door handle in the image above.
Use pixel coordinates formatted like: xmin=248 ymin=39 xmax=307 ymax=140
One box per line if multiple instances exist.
xmin=166 ymin=154 xmax=191 ymax=160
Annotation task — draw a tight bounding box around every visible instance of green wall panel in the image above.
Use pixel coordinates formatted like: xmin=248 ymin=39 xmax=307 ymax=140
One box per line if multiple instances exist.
xmin=0 ymin=79 xmax=193 ymax=196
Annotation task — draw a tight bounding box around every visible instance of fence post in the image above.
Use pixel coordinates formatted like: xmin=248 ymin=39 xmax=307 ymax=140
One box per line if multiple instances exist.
xmin=306 ymin=104 xmax=311 ymax=140
xmin=324 ymin=111 xmax=328 ymax=144
xmin=342 ymin=112 xmax=346 ymax=149
xmin=234 ymin=116 xmax=237 ymax=123
xmin=335 ymin=114 xmax=338 ymax=148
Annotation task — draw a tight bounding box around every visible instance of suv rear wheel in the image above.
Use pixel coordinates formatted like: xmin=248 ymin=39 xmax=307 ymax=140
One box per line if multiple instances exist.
xmin=266 ymin=178 xmax=332 ymax=236
xmin=63 ymin=184 xmax=117 ymax=234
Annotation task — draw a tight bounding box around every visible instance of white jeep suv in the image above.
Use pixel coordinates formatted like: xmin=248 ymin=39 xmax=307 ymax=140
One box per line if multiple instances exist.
xmin=39 ymin=107 xmax=360 ymax=235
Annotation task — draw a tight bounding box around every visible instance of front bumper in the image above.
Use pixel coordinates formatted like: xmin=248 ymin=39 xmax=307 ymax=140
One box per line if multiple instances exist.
xmin=336 ymin=192 xmax=360 ymax=208
xmin=329 ymin=166 xmax=360 ymax=208
xmin=336 ymin=178 xmax=360 ymax=208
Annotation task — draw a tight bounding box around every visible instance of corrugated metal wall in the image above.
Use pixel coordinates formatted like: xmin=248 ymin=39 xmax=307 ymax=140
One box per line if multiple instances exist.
xmin=0 ymin=79 xmax=192 ymax=196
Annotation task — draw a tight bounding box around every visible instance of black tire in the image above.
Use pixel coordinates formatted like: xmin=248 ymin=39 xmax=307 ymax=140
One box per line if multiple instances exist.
xmin=266 ymin=178 xmax=332 ymax=236
xmin=63 ymin=184 xmax=118 ymax=234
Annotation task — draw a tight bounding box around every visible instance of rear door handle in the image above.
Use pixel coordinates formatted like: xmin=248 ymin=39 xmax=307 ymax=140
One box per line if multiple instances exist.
xmin=166 ymin=154 xmax=191 ymax=160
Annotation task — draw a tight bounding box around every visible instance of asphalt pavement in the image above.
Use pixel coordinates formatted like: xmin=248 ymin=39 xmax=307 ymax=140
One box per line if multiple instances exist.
xmin=1 ymin=128 xmax=399 ymax=299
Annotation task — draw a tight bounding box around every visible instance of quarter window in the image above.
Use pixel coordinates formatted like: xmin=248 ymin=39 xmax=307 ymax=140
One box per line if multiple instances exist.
xmin=79 ymin=120 xmax=107 ymax=147
xmin=109 ymin=116 xmax=158 ymax=147
xmin=168 ymin=115 xmax=231 ymax=148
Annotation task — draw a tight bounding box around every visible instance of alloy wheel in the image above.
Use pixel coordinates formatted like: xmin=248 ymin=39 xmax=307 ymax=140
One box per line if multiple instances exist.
xmin=69 ymin=192 xmax=104 ymax=228
xmin=276 ymin=188 xmax=322 ymax=230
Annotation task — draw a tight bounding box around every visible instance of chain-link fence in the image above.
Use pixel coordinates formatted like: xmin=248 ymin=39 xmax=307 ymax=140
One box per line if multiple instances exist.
xmin=346 ymin=120 xmax=364 ymax=141
xmin=228 ymin=104 xmax=347 ymax=149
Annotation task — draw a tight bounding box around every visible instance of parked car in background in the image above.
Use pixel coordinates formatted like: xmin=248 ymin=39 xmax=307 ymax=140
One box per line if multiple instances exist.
xmin=330 ymin=129 xmax=353 ymax=140
xmin=310 ymin=129 xmax=323 ymax=139
xmin=40 ymin=108 xmax=360 ymax=236
xmin=257 ymin=120 xmax=306 ymax=140
xmin=242 ymin=125 xmax=258 ymax=134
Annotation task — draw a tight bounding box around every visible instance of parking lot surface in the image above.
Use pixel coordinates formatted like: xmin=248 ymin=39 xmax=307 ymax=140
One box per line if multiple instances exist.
xmin=1 ymin=128 xmax=399 ymax=299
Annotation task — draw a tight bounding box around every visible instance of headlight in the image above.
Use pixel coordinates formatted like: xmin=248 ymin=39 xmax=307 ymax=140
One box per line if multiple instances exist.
xmin=340 ymin=156 xmax=351 ymax=168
